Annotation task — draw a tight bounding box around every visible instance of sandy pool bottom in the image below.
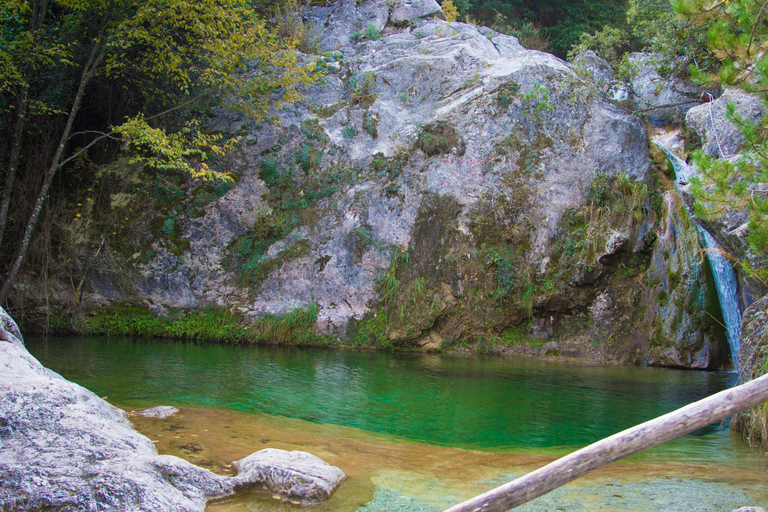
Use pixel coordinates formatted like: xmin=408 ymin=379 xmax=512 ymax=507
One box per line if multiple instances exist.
xmin=124 ymin=405 xmax=768 ymax=512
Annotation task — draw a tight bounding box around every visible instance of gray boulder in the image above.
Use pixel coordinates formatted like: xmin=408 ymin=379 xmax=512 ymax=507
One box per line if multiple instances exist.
xmin=234 ymin=448 xmax=347 ymax=504
xmin=627 ymin=52 xmax=707 ymax=126
xmin=571 ymin=51 xmax=615 ymax=94
xmin=76 ymin=1 xmax=651 ymax=344
xmin=0 ymin=307 xmax=345 ymax=510
xmin=307 ymin=0 xmax=443 ymax=53
xmin=686 ymin=87 xmax=765 ymax=157
xmin=0 ymin=306 xmax=23 ymax=347
xmin=204 ymin=9 xmax=650 ymax=339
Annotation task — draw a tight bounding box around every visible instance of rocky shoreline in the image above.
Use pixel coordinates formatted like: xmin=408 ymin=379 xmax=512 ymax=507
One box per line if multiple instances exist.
xmin=0 ymin=306 xmax=345 ymax=511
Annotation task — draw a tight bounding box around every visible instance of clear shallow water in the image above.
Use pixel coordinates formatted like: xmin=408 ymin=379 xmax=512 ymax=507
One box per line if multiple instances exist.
xmin=27 ymin=336 xmax=743 ymax=454
xmin=25 ymin=335 xmax=768 ymax=511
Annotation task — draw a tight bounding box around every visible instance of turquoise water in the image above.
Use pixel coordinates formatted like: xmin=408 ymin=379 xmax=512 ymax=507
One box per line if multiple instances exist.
xmin=25 ymin=335 xmax=750 ymax=459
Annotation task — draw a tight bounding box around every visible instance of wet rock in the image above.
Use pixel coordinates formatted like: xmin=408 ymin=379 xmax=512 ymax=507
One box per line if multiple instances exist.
xmin=139 ymin=406 xmax=180 ymax=419
xmin=529 ymin=317 xmax=554 ymax=340
xmin=589 ymin=292 xmax=615 ymax=328
xmin=684 ymin=88 xmax=766 ymax=302
xmin=640 ymin=188 xmax=730 ymax=369
xmin=0 ymin=307 xmax=345 ymax=511
xmin=686 ymin=87 xmax=765 ymax=158
xmin=234 ymin=448 xmax=346 ymax=504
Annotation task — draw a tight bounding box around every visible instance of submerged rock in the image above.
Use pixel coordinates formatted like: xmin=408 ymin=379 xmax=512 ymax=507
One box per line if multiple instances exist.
xmin=0 ymin=307 xmax=345 ymax=510
xmin=139 ymin=405 xmax=180 ymax=419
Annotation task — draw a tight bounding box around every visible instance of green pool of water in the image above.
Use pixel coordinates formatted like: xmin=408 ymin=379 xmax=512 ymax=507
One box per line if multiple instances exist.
xmin=26 ymin=335 xmax=757 ymax=460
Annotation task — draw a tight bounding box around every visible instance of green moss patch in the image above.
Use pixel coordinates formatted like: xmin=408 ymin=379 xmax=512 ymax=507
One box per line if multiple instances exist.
xmin=415 ymin=122 xmax=463 ymax=157
xmin=77 ymin=302 xmax=333 ymax=346
xmin=300 ymin=118 xmax=330 ymax=144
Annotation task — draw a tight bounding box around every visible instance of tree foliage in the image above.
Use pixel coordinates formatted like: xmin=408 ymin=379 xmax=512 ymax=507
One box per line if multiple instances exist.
xmin=447 ymin=0 xmax=627 ymax=56
xmin=678 ymin=0 xmax=768 ymax=279
xmin=0 ymin=0 xmax=314 ymax=304
xmin=570 ymin=0 xmax=715 ymax=71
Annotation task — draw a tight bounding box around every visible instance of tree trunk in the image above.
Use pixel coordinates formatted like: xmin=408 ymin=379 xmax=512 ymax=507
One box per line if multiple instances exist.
xmin=0 ymin=87 xmax=29 ymax=250
xmin=0 ymin=38 xmax=105 ymax=305
xmin=0 ymin=0 xmax=48 ymax=249
xmin=444 ymin=373 xmax=768 ymax=512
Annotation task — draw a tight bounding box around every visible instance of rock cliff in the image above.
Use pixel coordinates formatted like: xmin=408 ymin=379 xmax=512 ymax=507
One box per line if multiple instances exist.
xmin=14 ymin=0 xmax=731 ymax=366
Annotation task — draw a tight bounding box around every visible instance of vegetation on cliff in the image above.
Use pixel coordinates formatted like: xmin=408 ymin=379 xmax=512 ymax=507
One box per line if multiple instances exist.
xmin=448 ymin=0 xmax=628 ymax=57
xmin=576 ymin=0 xmax=768 ymax=281
xmin=0 ymin=0 xmax=314 ymax=304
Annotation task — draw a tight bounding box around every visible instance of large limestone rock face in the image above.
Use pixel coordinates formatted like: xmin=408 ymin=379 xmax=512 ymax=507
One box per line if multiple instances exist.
xmin=0 ymin=307 xmax=345 ymax=510
xmin=30 ymin=0 xmax=734 ymax=365
xmin=176 ymin=0 xmax=648 ymax=339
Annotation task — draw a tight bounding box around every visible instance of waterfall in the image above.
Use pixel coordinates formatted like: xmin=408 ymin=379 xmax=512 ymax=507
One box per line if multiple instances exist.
xmin=653 ymin=138 xmax=742 ymax=369
xmin=654 ymin=140 xmax=696 ymax=184
xmin=697 ymin=227 xmax=742 ymax=369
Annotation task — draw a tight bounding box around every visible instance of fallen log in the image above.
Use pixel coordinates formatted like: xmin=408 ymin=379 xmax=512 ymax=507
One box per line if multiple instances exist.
xmin=444 ymin=373 xmax=768 ymax=512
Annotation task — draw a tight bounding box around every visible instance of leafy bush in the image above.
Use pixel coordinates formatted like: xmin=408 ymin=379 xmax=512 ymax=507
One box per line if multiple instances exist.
xmin=351 ymin=23 xmax=382 ymax=42
xmin=364 ymin=23 xmax=382 ymax=41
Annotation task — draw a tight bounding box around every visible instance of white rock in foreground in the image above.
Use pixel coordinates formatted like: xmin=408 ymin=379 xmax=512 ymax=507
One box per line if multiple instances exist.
xmin=0 ymin=307 xmax=345 ymax=510
xmin=234 ymin=448 xmax=347 ymax=504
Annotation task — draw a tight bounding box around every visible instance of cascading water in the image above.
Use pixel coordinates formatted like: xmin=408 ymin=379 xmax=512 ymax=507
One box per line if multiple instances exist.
xmin=697 ymin=227 xmax=742 ymax=368
xmin=653 ymin=138 xmax=742 ymax=369
xmin=654 ymin=140 xmax=696 ymax=184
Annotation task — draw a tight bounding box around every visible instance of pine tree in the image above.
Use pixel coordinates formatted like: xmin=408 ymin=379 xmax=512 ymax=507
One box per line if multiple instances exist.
xmin=678 ymin=0 xmax=768 ymax=280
